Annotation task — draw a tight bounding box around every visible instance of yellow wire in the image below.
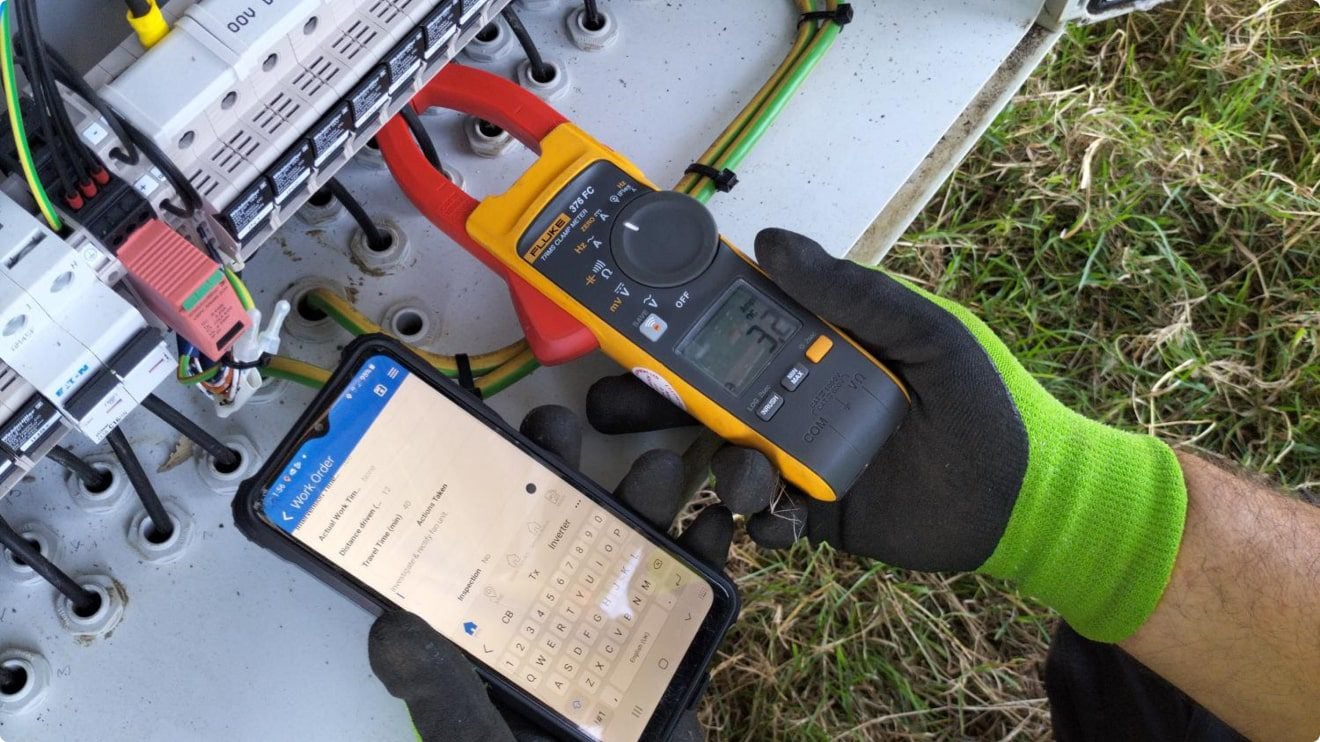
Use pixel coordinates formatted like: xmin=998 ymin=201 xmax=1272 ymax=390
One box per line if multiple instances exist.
xmin=304 ymin=288 xmax=528 ymax=375
xmin=0 ymin=3 xmax=61 ymax=229
xmin=705 ymin=1 xmax=837 ymax=178
xmin=675 ymin=0 xmax=817 ymax=193
xmin=263 ymin=355 xmax=332 ymax=388
xmin=224 ymin=267 xmax=255 ymax=310
xmin=475 ymin=348 xmax=539 ymax=396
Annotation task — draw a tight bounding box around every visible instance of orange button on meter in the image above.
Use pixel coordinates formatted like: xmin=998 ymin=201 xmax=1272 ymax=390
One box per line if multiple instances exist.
xmin=806 ymin=335 xmax=834 ymax=363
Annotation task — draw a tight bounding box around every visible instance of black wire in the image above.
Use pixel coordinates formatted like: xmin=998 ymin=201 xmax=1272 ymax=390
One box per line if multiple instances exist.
xmin=19 ymin=0 xmax=101 ymax=180
xmin=34 ymin=70 xmax=100 ymax=187
xmin=122 ymin=125 xmax=198 ymax=216
xmin=105 ymin=428 xmax=175 ymax=541
xmin=320 ymin=179 xmax=390 ymax=251
xmin=500 ymin=7 xmax=554 ymax=83
xmin=124 ymin=0 xmax=152 ymax=17
xmin=42 ymin=44 xmax=200 ymax=215
xmin=582 ymin=0 xmax=604 ymax=30
xmin=399 ymin=107 xmax=442 ymax=171
xmin=0 ymin=515 xmax=101 ymax=615
xmin=0 ymin=662 xmax=20 ymax=693
xmin=220 ymin=352 xmax=270 ymax=371
xmin=46 ymin=446 xmax=112 ymax=491
xmin=39 ymin=44 xmax=139 ymax=165
xmin=10 ymin=5 xmax=74 ymax=200
xmin=140 ymin=395 xmax=240 ymax=470
xmin=12 ymin=0 xmax=84 ymax=198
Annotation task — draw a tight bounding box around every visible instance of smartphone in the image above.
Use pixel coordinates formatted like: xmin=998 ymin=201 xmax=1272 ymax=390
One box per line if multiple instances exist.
xmin=235 ymin=336 xmax=739 ymax=742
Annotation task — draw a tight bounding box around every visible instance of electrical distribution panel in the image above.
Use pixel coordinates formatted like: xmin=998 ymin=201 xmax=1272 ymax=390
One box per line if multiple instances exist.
xmin=82 ymin=0 xmax=505 ymax=260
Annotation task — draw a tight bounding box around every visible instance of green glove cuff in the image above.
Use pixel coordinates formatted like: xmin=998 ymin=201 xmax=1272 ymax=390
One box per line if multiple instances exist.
xmin=923 ymin=289 xmax=1188 ymax=643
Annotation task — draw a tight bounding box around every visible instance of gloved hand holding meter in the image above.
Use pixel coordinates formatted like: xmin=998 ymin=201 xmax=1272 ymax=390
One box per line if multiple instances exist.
xmin=237 ymin=65 xmax=1320 ymax=742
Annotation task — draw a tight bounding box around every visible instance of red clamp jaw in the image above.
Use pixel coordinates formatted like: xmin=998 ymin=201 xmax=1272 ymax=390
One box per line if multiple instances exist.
xmin=376 ymin=64 xmax=598 ymax=365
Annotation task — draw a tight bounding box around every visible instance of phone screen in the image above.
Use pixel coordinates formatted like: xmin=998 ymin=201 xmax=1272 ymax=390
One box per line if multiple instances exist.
xmin=260 ymin=354 xmax=716 ymax=741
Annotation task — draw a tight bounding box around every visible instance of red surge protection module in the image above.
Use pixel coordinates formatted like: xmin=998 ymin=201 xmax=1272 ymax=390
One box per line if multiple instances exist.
xmin=118 ymin=220 xmax=250 ymax=359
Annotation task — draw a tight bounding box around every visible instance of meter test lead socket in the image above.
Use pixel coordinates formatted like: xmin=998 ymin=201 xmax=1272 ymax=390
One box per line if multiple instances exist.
xmin=378 ymin=65 xmax=909 ymax=502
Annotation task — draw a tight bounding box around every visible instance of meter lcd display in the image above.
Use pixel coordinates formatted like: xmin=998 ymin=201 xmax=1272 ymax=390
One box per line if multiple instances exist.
xmin=677 ymin=282 xmax=801 ymax=395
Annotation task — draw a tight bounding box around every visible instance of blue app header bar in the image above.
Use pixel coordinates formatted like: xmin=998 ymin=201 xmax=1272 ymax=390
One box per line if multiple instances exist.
xmin=263 ymin=355 xmax=409 ymax=534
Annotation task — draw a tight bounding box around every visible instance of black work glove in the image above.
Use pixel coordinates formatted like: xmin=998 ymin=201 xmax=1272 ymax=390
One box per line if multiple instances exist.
xmin=584 ymin=226 xmax=1021 ymax=569
xmin=367 ymin=405 xmax=779 ymax=741
xmin=589 ymin=229 xmax=1190 ymax=644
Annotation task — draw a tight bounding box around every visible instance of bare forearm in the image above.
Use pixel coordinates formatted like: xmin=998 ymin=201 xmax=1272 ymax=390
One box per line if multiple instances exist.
xmin=1121 ymin=453 xmax=1320 ymax=741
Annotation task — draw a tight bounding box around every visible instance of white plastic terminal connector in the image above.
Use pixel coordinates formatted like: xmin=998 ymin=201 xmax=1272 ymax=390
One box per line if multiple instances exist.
xmin=218 ymin=301 xmax=291 ymax=419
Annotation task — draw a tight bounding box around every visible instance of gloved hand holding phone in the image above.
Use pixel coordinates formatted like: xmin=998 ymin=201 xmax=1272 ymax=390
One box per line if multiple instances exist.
xmin=367 ymin=406 xmax=779 ymax=742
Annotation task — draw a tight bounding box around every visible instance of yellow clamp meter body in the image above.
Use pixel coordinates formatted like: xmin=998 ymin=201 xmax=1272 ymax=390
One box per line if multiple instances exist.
xmin=380 ymin=65 xmax=909 ymax=502
xmin=471 ymin=125 xmax=908 ymax=502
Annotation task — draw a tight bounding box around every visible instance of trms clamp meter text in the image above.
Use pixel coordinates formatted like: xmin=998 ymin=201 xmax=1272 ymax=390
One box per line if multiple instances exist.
xmin=377 ymin=65 xmax=909 ymax=502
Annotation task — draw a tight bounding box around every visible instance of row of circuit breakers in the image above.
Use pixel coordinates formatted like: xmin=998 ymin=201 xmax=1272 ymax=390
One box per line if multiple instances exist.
xmin=0 ymin=0 xmax=516 ymax=497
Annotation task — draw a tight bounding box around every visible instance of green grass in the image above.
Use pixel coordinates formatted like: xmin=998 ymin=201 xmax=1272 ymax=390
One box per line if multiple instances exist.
xmin=702 ymin=2 xmax=1318 ymax=738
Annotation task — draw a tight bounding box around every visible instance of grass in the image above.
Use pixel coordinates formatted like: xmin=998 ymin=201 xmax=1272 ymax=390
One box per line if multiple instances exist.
xmin=701 ymin=2 xmax=1318 ymax=738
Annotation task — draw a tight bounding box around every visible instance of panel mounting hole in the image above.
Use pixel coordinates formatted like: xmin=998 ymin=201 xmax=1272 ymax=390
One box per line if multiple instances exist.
xmin=211 ymin=448 xmax=244 ymax=476
xmin=263 ymin=53 xmax=279 ymax=72
xmin=84 ymin=465 xmax=114 ymax=495
xmin=221 ymin=91 xmax=238 ymax=110
xmin=0 ymin=662 xmax=28 ymax=697
xmin=531 ymin=64 xmax=557 ymax=84
xmin=69 ymin=585 xmax=106 ymax=620
xmin=392 ymin=309 xmax=426 ymax=339
xmin=4 ymin=533 xmax=47 ymax=570
xmin=0 ymin=652 xmax=48 ymax=711
xmin=179 ymin=131 xmax=195 ymax=149
xmin=141 ymin=517 xmax=177 ymax=546
xmin=582 ymin=11 xmax=607 ymax=31
xmin=365 ymin=137 xmax=381 ymax=151
xmin=476 ymin=23 xmax=501 ymax=43
xmin=367 ymin=232 xmax=394 ymax=253
xmin=303 ymin=16 xmax=318 ymax=35
xmin=477 ymin=120 xmax=504 ymax=138
xmin=307 ymin=189 xmax=334 ymax=208
xmin=128 ymin=503 xmax=194 ymax=561
xmin=296 ymin=294 xmax=327 ymax=323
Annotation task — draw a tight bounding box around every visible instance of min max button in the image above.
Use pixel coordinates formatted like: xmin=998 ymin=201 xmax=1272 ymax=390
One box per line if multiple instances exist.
xmin=782 ymin=364 xmax=809 ymax=391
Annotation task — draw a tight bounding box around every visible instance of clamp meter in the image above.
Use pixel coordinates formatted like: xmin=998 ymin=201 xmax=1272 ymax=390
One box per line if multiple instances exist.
xmin=377 ymin=65 xmax=909 ymax=502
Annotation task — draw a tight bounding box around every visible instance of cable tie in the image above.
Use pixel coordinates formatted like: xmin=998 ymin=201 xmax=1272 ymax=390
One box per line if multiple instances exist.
xmin=799 ymin=3 xmax=854 ymax=28
xmin=454 ymin=354 xmax=481 ymax=398
xmin=684 ymin=164 xmax=739 ymax=193
xmin=222 ymin=352 xmax=272 ymax=371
